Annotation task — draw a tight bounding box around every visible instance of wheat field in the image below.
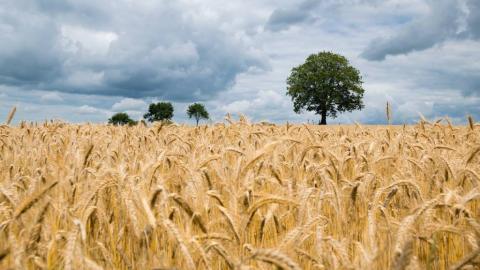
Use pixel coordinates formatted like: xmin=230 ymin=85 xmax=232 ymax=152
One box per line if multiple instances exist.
xmin=0 ymin=116 xmax=479 ymax=270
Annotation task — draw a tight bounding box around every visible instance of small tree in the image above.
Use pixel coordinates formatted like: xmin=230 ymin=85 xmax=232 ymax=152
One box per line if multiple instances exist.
xmin=108 ymin=112 xmax=136 ymax=126
xmin=143 ymin=102 xmax=174 ymax=123
xmin=187 ymin=103 xmax=209 ymax=126
xmin=286 ymin=51 xmax=365 ymax=125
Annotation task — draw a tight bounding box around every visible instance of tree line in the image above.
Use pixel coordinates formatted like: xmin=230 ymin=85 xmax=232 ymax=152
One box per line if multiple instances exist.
xmin=110 ymin=51 xmax=366 ymax=126
xmin=108 ymin=102 xmax=209 ymax=126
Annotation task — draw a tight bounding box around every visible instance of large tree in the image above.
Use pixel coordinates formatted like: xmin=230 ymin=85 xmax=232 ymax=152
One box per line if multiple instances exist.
xmin=187 ymin=103 xmax=209 ymax=126
xmin=108 ymin=112 xmax=136 ymax=126
xmin=286 ymin=51 xmax=365 ymax=125
xmin=143 ymin=102 xmax=174 ymax=123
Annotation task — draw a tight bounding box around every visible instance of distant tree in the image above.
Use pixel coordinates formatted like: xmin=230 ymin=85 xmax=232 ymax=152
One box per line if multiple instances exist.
xmin=143 ymin=102 xmax=174 ymax=123
xmin=108 ymin=112 xmax=136 ymax=126
xmin=286 ymin=51 xmax=365 ymax=125
xmin=187 ymin=103 xmax=209 ymax=126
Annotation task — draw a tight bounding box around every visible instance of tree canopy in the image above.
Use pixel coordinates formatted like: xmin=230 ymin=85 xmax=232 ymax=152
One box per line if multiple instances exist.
xmin=286 ymin=51 xmax=365 ymax=125
xmin=108 ymin=112 xmax=136 ymax=126
xmin=187 ymin=103 xmax=209 ymax=126
xmin=143 ymin=102 xmax=174 ymax=123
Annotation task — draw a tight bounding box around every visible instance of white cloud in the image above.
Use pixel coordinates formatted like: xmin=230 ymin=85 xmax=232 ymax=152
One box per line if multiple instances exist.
xmin=40 ymin=92 xmax=64 ymax=102
xmin=218 ymin=89 xmax=308 ymax=122
xmin=76 ymin=105 xmax=110 ymax=115
xmin=61 ymin=25 xmax=118 ymax=55
xmin=221 ymin=100 xmax=251 ymax=114
xmin=124 ymin=110 xmax=143 ymax=120
xmin=111 ymin=98 xmax=147 ymax=111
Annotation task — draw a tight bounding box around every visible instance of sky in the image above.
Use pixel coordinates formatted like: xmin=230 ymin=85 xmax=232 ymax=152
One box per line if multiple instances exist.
xmin=0 ymin=0 xmax=479 ymax=125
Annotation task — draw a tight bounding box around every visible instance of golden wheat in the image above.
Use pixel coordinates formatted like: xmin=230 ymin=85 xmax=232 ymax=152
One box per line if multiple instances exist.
xmin=5 ymin=106 xmax=16 ymax=125
xmin=0 ymin=119 xmax=479 ymax=269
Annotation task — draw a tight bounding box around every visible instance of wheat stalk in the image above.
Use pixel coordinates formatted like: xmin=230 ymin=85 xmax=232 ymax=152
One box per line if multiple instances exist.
xmin=386 ymin=102 xmax=392 ymax=125
xmin=26 ymin=202 xmax=50 ymax=252
xmin=0 ymin=248 xmax=9 ymax=262
xmin=5 ymin=106 xmax=16 ymax=125
xmin=247 ymin=246 xmax=301 ymax=270
xmin=1 ymin=118 xmax=479 ymax=269
xmin=449 ymin=248 xmax=480 ymax=270
xmin=13 ymin=181 xmax=58 ymax=219
xmin=467 ymin=115 xmax=475 ymax=130
xmin=216 ymin=205 xmax=240 ymax=243
xmin=171 ymin=193 xmax=207 ymax=233
xmin=162 ymin=219 xmax=196 ymax=269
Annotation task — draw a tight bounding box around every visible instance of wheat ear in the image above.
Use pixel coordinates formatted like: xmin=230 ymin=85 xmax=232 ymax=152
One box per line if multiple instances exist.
xmin=5 ymin=106 xmax=16 ymax=125
xmin=467 ymin=115 xmax=475 ymax=130
xmin=171 ymin=194 xmax=207 ymax=233
xmin=391 ymin=240 xmax=413 ymax=270
xmin=162 ymin=219 xmax=195 ymax=269
xmin=14 ymin=181 xmax=58 ymax=219
xmin=247 ymin=246 xmax=301 ymax=270
xmin=0 ymin=248 xmax=9 ymax=262
xmin=449 ymin=248 xmax=480 ymax=270
xmin=216 ymin=205 xmax=240 ymax=243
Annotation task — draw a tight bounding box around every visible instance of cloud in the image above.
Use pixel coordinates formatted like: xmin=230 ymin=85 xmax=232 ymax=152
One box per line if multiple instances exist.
xmin=264 ymin=0 xmax=396 ymax=32
xmin=123 ymin=110 xmax=144 ymax=120
xmin=360 ymin=39 xmax=480 ymax=97
xmin=468 ymin=1 xmax=480 ymax=34
xmin=221 ymin=100 xmax=251 ymax=114
xmin=0 ymin=3 xmax=64 ymax=85
xmin=61 ymin=25 xmax=118 ymax=55
xmin=111 ymin=98 xmax=147 ymax=112
xmin=265 ymin=0 xmax=320 ymax=31
xmin=362 ymin=0 xmax=480 ymax=61
xmin=432 ymin=96 xmax=480 ymax=120
xmin=219 ymin=89 xmax=308 ymax=122
xmin=40 ymin=92 xmax=63 ymax=102
xmin=1 ymin=0 xmax=479 ymax=125
xmin=75 ymin=105 xmax=110 ymax=115
xmin=0 ymin=0 xmax=267 ymax=101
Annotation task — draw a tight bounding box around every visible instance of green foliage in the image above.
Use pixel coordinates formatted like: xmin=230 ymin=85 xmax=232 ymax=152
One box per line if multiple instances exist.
xmin=143 ymin=102 xmax=174 ymax=123
xmin=108 ymin=112 xmax=137 ymax=126
xmin=286 ymin=51 xmax=365 ymax=125
xmin=187 ymin=103 xmax=209 ymax=126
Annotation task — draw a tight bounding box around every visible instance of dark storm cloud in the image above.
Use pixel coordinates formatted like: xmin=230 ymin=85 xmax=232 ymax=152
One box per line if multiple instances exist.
xmin=421 ymin=70 xmax=480 ymax=96
xmin=264 ymin=0 xmax=389 ymax=32
xmin=265 ymin=0 xmax=320 ymax=31
xmin=361 ymin=0 xmax=480 ymax=61
xmin=0 ymin=3 xmax=64 ymax=85
xmin=1 ymin=0 xmax=479 ymax=125
xmin=95 ymin=31 xmax=262 ymax=100
xmin=466 ymin=0 xmax=480 ymax=38
xmin=0 ymin=0 xmax=267 ymax=101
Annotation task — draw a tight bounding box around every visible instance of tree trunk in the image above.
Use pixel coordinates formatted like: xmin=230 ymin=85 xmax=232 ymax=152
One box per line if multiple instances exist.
xmin=195 ymin=117 xmax=199 ymax=126
xmin=319 ymin=110 xmax=327 ymax=125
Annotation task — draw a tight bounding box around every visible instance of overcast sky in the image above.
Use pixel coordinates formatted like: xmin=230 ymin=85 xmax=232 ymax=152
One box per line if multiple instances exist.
xmin=0 ymin=0 xmax=479 ymax=124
